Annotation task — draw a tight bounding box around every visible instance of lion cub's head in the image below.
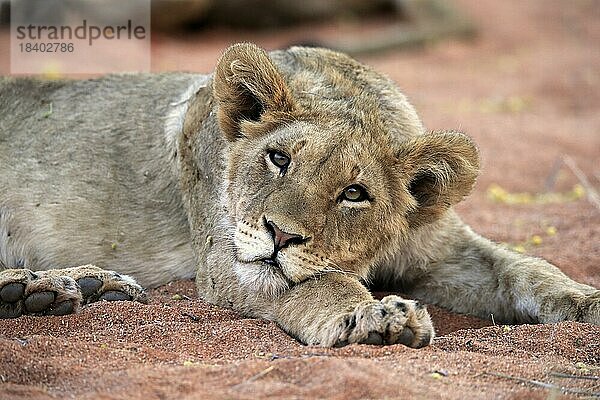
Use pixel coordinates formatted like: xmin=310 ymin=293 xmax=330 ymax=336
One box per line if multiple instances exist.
xmin=212 ymin=43 xmax=479 ymax=297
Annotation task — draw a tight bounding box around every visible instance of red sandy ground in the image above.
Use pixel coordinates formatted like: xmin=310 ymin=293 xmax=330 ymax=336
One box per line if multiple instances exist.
xmin=0 ymin=0 xmax=599 ymax=398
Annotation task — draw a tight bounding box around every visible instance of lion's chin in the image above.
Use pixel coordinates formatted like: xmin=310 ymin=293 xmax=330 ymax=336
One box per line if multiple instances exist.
xmin=234 ymin=260 xmax=291 ymax=298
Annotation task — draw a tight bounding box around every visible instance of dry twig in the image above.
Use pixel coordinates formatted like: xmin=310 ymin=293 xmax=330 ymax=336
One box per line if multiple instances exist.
xmin=549 ymin=372 xmax=600 ymax=381
xmin=562 ymin=155 xmax=600 ymax=211
xmin=234 ymin=365 xmax=275 ymax=387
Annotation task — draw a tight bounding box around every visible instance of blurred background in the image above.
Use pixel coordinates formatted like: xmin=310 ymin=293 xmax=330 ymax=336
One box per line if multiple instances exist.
xmin=0 ymin=0 xmax=474 ymax=73
xmin=0 ymin=0 xmax=598 ymax=284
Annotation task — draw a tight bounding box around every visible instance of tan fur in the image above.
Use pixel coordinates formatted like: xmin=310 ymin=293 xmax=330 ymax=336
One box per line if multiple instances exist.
xmin=0 ymin=43 xmax=598 ymax=346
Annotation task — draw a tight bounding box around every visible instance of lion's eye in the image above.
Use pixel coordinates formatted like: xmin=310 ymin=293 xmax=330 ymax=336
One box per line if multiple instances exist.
xmin=268 ymin=151 xmax=291 ymax=170
xmin=340 ymin=185 xmax=369 ymax=202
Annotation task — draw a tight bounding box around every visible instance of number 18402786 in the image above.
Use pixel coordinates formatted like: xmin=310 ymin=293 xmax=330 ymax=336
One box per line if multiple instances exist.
xmin=19 ymin=42 xmax=74 ymax=53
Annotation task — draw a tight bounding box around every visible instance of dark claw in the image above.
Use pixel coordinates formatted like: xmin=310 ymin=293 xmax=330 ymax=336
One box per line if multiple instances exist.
xmin=99 ymin=291 xmax=130 ymax=301
xmin=46 ymin=300 xmax=74 ymax=316
xmin=77 ymin=277 xmax=103 ymax=298
xmin=0 ymin=282 xmax=25 ymax=303
xmin=361 ymin=331 xmax=384 ymax=345
xmin=24 ymin=291 xmax=55 ymax=313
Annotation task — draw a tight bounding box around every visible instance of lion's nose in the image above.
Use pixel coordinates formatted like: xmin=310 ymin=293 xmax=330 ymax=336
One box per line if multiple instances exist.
xmin=265 ymin=220 xmax=305 ymax=253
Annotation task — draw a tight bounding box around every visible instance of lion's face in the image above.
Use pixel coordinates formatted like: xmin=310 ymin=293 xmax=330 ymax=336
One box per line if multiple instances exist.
xmin=213 ymin=44 xmax=479 ymax=296
xmin=224 ymin=119 xmax=414 ymax=295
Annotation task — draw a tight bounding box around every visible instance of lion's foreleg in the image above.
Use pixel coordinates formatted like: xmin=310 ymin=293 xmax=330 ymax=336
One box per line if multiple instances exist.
xmin=272 ymin=274 xmax=434 ymax=347
xmin=406 ymin=230 xmax=599 ymax=324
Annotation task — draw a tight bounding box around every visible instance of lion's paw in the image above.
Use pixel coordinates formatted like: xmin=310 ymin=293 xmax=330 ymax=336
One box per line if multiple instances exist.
xmin=0 ymin=268 xmax=82 ymax=318
xmin=333 ymin=295 xmax=434 ymax=348
xmin=51 ymin=265 xmax=148 ymax=305
xmin=0 ymin=265 xmax=147 ymax=319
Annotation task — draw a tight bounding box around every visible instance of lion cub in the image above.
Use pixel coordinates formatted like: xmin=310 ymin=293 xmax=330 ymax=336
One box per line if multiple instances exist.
xmin=0 ymin=43 xmax=598 ymax=347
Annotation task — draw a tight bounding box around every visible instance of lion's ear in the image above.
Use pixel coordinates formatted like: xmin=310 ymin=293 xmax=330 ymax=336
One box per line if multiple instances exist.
xmin=213 ymin=43 xmax=297 ymax=141
xmin=396 ymin=131 xmax=480 ymax=227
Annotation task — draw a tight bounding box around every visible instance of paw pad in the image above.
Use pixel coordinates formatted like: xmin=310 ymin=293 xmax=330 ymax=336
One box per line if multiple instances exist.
xmin=397 ymin=327 xmax=416 ymax=346
xmin=24 ymin=291 xmax=55 ymax=313
xmin=361 ymin=331 xmax=384 ymax=345
xmin=99 ymin=290 xmax=131 ymax=302
xmin=77 ymin=277 xmax=103 ymax=297
xmin=0 ymin=282 xmax=25 ymax=303
xmin=46 ymin=300 xmax=75 ymax=316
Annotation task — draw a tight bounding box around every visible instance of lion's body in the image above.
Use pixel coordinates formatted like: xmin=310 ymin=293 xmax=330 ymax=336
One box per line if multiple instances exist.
xmin=0 ymin=44 xmax=598 ymax=346
xmin=0 ymin=74 xmax=202 ymax=286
